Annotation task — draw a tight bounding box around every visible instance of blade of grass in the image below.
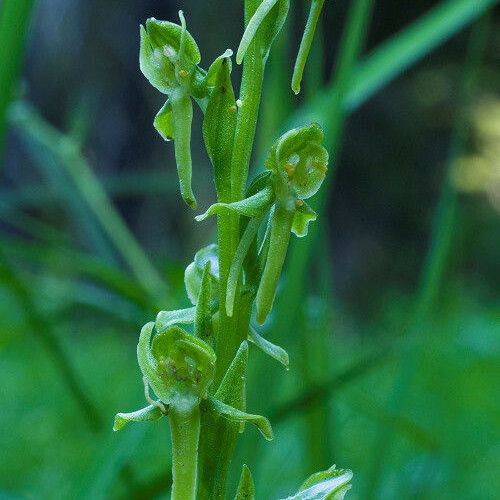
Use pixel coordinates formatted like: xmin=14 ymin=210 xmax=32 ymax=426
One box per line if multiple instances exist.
xmin=9 ymin=102 xmax=167 ymax=302
xmin=15 ymin=136 xmax=122 ymax=262
xmin=346 ymin=0 xmax=498 ymax=110
xmin=0 ymin=169 xmax=176 ymax=210
xmin=0 ymin=250 xmax=103 ymax=431
xmin=286 ymin=0 xmax=498 ymax=130
xmin=0 ymin=235 xmax=151 ymax=311
xmin=0 ymin=0 xmax=35 ymax=163
xmin=364 ymin=12 xmax=491 ymax=498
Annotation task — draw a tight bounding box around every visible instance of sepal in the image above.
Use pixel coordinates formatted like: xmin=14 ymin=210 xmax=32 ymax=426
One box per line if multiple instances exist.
xmin=113 ymin=404 xmax=163 ymax=431
xmin=195 ymin=186 xmax=274 ymax=221
xmin=207 ymin=396 xmax=273 ymax=441
xmin=156 ymin=306 xmax=196 ymax=333
xmin=139 ymin=14 xmax=201 ymax=95
xmin=234 ymin=464 xmax=255 ymax=500
xmin=279 ymin=465 xmax=353 ymax=500
xmin=248 ymin=326 xmax=289 ymax=369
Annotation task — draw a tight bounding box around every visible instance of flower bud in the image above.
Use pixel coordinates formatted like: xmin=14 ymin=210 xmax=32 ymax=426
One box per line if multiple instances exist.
xmin=137 ymin=322 xmax=216 ymax=410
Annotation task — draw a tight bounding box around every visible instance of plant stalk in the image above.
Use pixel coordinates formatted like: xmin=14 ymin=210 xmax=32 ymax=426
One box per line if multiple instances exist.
xmin=169 ymin=404 xmax=200 ymax=500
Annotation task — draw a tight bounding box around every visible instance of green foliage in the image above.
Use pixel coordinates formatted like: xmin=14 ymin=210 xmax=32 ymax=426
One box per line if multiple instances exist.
xmin=118 ymin=3 xmax=341 ymax=497
xmin=3 ymin=0 xmax=499 ymax=498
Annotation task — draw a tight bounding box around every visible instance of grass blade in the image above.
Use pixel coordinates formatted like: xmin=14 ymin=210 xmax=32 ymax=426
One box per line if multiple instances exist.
xmin=364 ymin=12 xmax=491 ymax=498
xmin=9 ymin=102 xmax=167 ymax=301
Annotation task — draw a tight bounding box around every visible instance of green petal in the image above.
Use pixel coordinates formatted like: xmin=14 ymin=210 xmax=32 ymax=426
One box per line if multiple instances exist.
xmin=248 ymin=327 xmax=289 ymax=369
xmin=184 ymin=244 xmax=220 ymax=305
xmin=113 ymin=405 xmax=163 ymax=431
xmin=195 ymin=186 xmax=274 ymax=221
xmin=151 ymin=326 xmax=216 ymax=404
xmin=145 ymin=17 xmax=200 ymax=64
xmin=155 ymin=307 xmax=196 ymax=333
xmin=154 ymin=99 xmax=174 ymax=141
xmin=208 ymin=396 xmax=273 ymax=441
xmin=291 ymin=201 xmax=317 ymax=237
xmin=267 ymin=123 xmax=328 ymax=201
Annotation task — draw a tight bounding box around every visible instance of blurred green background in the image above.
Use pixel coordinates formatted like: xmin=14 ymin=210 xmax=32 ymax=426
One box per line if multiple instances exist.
xmin=1 ymin=0 xmax=499 ymax=498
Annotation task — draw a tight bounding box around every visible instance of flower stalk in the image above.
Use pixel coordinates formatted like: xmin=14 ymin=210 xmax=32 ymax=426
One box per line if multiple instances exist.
xmin=114 ymin=2 xmax=353 ymax=498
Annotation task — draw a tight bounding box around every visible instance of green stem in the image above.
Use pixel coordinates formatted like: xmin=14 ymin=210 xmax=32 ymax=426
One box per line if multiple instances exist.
xmin=216 ymin=12 xmax=266 ymax=383
xmin=255 ymin=205 xmax=294 ymax=324
xmin=169 ymin=404 xmax=200 ymax=500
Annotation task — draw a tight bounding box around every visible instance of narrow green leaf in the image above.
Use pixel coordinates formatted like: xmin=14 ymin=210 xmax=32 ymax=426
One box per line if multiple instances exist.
xmin=155 ymin=307 xmax=196 ymax=333
xmin=234 ymin=464 xmax=255 ymax=500
xmin=346 ymin=0 xmax=496 ymax=110
xmin=291 ymin=0 xmax=325 ymax=94
xmin=0 ymin=0 xmax=35 ymax=163
xmin=195 ymin=186 xmax=274 ymax=221
xmin=113 ymin=405 xmax=163 ymax=431
xmin=248 ymin=326 xmax=289 ymax=369
xmin=280 ymin=465 xmax=353 ymax=500
xmin=208 ymin=396 xmax=273 ymax=441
